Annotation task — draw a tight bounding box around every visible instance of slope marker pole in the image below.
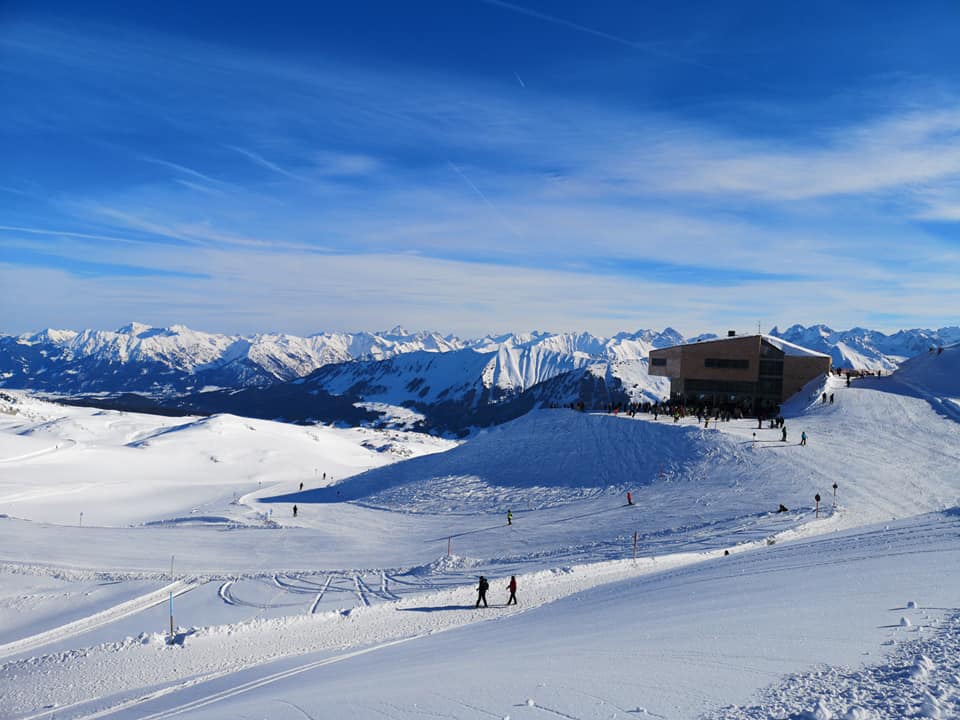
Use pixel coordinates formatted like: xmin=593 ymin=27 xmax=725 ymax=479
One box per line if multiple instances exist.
xmin=169 ymin=555 xmax=175 ymax=640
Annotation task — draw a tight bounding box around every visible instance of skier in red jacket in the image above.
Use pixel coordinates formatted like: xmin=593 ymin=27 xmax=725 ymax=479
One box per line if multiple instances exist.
xmin=506 ymin=575 xmax=518 ymax=605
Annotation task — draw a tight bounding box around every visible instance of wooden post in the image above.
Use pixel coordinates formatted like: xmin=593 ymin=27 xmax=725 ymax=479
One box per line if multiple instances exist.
xmin=832 ymin=483 xmax=838 ymax=507
xmin=633 ymin=531 xmax=638 ymax=561
xmin=815 ymin=493 xmax=821 ymax=518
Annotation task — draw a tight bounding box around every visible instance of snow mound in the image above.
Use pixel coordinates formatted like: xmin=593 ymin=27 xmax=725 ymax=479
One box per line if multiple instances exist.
xmin=285 ymin=410 xmax=740 ymax=512
xmin=404 ymin=554 xmax=484 ymax=576
xmin=909 ymin=654 xmax=934 ymax=681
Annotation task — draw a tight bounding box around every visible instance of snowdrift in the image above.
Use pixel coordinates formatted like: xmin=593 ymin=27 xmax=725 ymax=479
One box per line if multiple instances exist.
xmin=889 ymin=342 xmax=960 ymax=408
xmin=267 ymin=409 xmax=780 ymax=514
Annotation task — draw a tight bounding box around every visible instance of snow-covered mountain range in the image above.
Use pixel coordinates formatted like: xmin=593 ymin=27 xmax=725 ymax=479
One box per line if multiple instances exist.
xmin=0 ymin=323 xmax=468 ymax=394
xmin=0 ymin=323 xmax=684 ymax=398
xmin=2 ymin=322 xmax=957 ymax=433
xmin=769 ymin=324 xmax=960 ymax=371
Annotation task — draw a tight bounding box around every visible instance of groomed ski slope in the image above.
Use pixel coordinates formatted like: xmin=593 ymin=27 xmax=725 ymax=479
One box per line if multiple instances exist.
xmin=0 ymin=345 xmax=958 ymax=719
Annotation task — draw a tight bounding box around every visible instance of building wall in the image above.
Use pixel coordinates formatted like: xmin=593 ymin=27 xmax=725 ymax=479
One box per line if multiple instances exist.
xmin=782 ymin=355 xmax=832 ymax=400
xmin=648 ymin=346 xmax=683 ymax=379
xmin=651 ymin=335 xmax=761 ymax=383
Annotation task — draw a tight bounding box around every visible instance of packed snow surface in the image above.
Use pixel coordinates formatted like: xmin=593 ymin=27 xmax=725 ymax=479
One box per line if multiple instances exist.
xmin=1 ymin=347 xmax=959 ymax=719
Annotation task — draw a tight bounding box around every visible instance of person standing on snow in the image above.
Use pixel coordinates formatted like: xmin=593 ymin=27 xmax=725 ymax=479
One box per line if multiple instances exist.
xmin=507 ymin=510 xmax=513 ymax=526
xmin=781 ymin=425 xmax=787 ymax=442
xmin=293 ymin=504 xmax=298 ymax=517
xmin=506 ymin=575 xmax=518 ymax=605
xmin=800 ymin=431 xmax=807 ymax=446
xmin=476 ymin=576 xmax=489 ymax=608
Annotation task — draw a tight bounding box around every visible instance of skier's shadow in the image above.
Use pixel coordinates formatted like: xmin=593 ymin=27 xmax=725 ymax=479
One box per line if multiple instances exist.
xmin=398 ymin=604 xmax=476 ymax=612
xmin=543 ymin=503 xmax=631 ymax=526
xmin=425 ymin=523 xmax=508 ymax=542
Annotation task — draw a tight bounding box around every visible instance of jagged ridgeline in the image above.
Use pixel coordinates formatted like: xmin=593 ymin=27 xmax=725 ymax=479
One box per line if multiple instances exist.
xmin=1 ymin=323 xmax=958 ymax=433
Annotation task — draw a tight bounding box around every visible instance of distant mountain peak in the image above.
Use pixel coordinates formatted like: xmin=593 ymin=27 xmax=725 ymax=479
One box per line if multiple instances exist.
xmin=117 ymin=321 xmax=152 ymax=336
xmin=4 ymin=323 xmax=960 ymax=409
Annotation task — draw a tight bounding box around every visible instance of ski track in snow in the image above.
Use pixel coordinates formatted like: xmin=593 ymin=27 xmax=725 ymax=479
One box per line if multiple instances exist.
xmin=308 ymin=575 xmax=334 ymax=615
xmin=216 ymin=581 xmax=234 ymax=606
xmin=0 ymin=580 xmax=197 ymax=663
xmin=353 ymin=573 xmax=372 ymax=607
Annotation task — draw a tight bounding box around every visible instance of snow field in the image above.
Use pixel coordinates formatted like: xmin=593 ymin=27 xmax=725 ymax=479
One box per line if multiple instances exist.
xmin=164 ymin=511 xmax=960 ymax=720
xmin=0 ymin=345 xmax=958 ymax=719
xmin=1 ymin=550 xmax=733 ymax=718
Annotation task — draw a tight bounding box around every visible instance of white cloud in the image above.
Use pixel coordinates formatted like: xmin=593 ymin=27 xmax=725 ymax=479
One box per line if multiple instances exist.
xmin=601 ymin=108 xmax=960 ymax=203
xmin=312 ymin=152 xmax=381 ymax=177
xmin=4 ymin=247 xmax=958 ymax=338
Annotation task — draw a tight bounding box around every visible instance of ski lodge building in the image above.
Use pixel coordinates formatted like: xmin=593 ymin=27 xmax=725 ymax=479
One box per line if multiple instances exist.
xmin=648 ymin=332 xmax=831 ymax=413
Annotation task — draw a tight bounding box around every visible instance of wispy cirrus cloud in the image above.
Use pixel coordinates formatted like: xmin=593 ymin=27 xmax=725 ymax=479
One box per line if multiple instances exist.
xmin=226 ymin=145 xmax=311 ymax=183
xmin=2 ymin=14 xmax=960 ymax=336
xmin=610 ymin=108 xmax=960 ymax=202
xmin=138 ymin=156 xmax=231 ymax=189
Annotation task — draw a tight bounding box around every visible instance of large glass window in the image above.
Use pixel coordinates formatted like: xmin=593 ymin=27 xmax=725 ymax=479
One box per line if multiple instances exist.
xmin=759 ymin=359 xmax=784 ymax=376
xmin=684 ymin=379 xmax=756 ymax=394
xmin=651 ymin=357 xmax=666 ymax=366
xmin=704 ymin=358 xmax=749 ymax=369
xmin=758 ymin=378 xmax=783 ymax=396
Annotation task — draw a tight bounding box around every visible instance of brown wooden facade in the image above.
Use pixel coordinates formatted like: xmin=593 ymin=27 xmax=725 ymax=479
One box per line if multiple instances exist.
xmin=648 ymin=334 xmax=831 ymax=413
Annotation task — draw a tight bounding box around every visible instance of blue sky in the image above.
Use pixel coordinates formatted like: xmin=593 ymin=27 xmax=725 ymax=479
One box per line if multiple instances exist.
xmin=2 ymin=0 xmax=959 ymax=337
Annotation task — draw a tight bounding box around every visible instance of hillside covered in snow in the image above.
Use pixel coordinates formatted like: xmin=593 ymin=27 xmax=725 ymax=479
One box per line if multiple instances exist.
xmin=0 ymin=343 xmax=958 ymax=718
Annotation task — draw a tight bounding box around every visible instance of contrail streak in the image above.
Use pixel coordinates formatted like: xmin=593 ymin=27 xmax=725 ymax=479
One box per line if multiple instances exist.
xmin=480 ymin=0 xmax=692 ymax=65
xmin=480 ymin=0 xmax=774 ymax=89
xmin=448 ymin=161 xmax=523 ymax=239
